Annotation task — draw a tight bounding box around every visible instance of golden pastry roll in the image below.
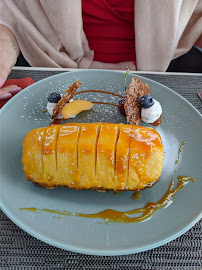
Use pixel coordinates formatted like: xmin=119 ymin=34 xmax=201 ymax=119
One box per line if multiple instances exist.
xmin=22 ymin=123 xmax=164 ymax=191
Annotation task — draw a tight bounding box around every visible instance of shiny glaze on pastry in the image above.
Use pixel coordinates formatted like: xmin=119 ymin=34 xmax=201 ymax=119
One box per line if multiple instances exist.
xmin=22 ymin=123 xmax=164 ymax=191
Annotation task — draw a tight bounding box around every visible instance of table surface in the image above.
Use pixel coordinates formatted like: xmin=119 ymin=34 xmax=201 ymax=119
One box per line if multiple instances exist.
xmin=1 ymin=68 xmax=201 ymax=270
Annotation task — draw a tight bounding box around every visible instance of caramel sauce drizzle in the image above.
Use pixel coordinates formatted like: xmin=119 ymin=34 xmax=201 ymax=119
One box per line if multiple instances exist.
xmin=75 ymin=90 xmax=123 ymax=98
xmin=175 ymin=141 xmax=186 ymax=164
xmin=130 ymin=191 xmax=141 ymax=201
xmin=150 ymin=116 xmax=161 ymax=126
xmin=50 ymin=118 xmax=65 ymax=126
xmin=20 ymin=176 xmax=195 ymax=223
xmin=92 ymin=101 xmax=118 ymax=107
xmin=75 ymin=90 xmax=119 ymax=106
xmin=178 ymin=141 xmax=186 ymax=159
xmin=76 ymin=176 xmax=195 ymax=222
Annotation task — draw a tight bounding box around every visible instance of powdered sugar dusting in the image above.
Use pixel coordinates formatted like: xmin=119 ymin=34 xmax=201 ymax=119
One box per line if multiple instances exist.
xmin=20 ymin=72 xmax=128 ymax=125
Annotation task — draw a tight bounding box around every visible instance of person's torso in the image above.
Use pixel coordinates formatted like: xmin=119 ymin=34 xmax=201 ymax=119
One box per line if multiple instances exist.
xmin=82 ymin=0 xmax=136 ymax=65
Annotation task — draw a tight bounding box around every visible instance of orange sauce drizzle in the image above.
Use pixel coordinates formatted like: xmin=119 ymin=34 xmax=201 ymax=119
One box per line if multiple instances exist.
xmin=50 ymin=118 xmax=65 ymax=126
xmin=150 ymin=116 xmax=161 ymax=126
xmin=20 ymin=176 xmax=195 ymax=223
xmin=130 ymin=191 xmax=141 ymax=201
xmin=175 ymin=141 xmax=186 ymax=164
xmin=75 ymin=90 xmax=123 ymax=98
xmin=92 ymin=101 xmax=118 ymax=107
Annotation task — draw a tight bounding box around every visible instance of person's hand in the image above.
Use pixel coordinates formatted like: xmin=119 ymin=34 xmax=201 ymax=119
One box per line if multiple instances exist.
xmin=0 ymin=85 xmax=22 ymax=100
xmin=0 ymin=24 xmax=21 ymax=100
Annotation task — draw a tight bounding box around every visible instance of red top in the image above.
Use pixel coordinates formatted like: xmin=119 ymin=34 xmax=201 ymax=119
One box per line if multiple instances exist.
xmin=82 ymin=0 xmax=136 ymax=65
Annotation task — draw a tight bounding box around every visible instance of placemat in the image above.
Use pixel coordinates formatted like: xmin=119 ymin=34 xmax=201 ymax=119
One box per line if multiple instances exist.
xmin=1 ymin=69 xmax=201 ymax=270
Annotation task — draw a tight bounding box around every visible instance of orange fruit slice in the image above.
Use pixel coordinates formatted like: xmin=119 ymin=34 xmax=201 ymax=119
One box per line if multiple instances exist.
xmin=61 ymin=100 xmax=94 ymax=119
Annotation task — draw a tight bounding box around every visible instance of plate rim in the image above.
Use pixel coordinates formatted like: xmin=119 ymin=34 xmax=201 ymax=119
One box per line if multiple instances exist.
xmin=0 ymin=199 xmax=201 ymax=256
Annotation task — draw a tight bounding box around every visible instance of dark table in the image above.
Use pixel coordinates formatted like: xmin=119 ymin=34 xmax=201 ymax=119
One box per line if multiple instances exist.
xmin=1 ymin=68 xmax=201 ymax=270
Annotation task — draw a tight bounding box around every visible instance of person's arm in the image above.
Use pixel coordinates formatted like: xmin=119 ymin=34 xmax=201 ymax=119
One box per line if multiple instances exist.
xmin=195 ymin=36 xmax=202 ymax=49
xmin=0 ymin=24 xmax=21 ymax=99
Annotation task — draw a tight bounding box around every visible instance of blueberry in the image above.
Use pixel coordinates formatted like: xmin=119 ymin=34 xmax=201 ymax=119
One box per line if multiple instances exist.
xmin=47 ymin=92 xmax=61 ymax=103
xmin=118 ymin=97 xmax=126 ymax=115
xmin=139 ymin=95 xmax=154 ymax=109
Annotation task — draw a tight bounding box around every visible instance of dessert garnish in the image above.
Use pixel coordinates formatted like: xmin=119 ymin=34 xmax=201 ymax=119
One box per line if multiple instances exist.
xmin=139 ymin=95 xmax=154 ymax=108
xmin=51 ymin=79 xmax=81 ymax=119
xmin=62 ymin=100 xmax=94 ymax=119
xmin=124 ymin=77 xmax=151 ymax=125
xmin=46 ymin=79 xmax=95 ymax=121
xmin=118 ymin=97 xmax=126 ymax=115
xmin=139 ymin=95 xmax=162 ymax=124
xmin=46 ymin=75 xmax=162 ymax=125
xmin=48 ymin=92 xmax=61 ymax=103
xmin=124 ymin=66 xmax=130 ymax=91
xmin=119 ymin=68 xmax=162 ymax=126
xmin=47 ymin=92 xmax=63 ymax=119
xmin=117 ymin=66 xmax=129 ymax=115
